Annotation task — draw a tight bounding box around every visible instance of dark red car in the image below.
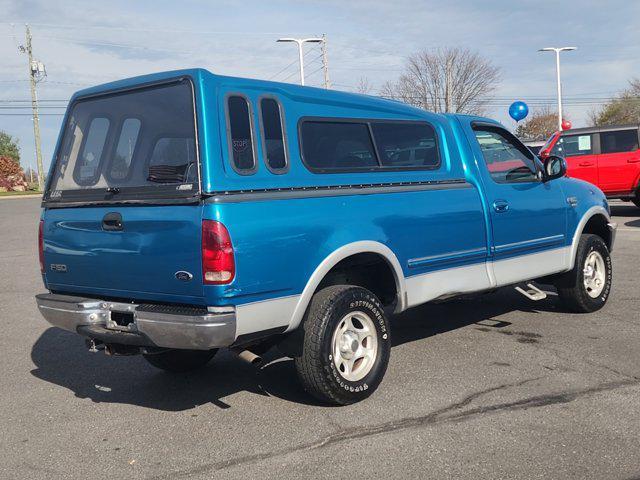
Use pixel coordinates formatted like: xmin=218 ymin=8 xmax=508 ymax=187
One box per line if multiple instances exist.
xmin=540 ymin=124 xmax=640 ymax=207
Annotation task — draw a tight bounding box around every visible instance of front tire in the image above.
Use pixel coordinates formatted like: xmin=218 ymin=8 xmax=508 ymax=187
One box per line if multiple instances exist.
xmin=555 ymin=234 xmax=612 ymax=313
xmin=632 ymin=192 xmax=640 ymax=209
xmin=143 ymin=349 xmax=218 ymax=373
xmin=294 ymin=285 xmax=391 ymax=405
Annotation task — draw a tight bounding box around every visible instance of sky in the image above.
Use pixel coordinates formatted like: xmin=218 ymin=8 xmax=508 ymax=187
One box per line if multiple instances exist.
xmin=0 ymin=0 xmax=638 ymax=173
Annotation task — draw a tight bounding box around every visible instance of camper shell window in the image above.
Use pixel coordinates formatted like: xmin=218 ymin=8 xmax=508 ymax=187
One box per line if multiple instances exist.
xmin=299 ymin=118 xmax=441 ymax=173
xmin=46 ymin=78 xmax=199 ymax=204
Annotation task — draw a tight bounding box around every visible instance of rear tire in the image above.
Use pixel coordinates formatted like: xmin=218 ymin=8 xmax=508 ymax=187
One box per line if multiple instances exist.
xmin=294 ymin=285 xmax=391 ymax=405
xmin=143 ymin=349 xmax=218 ymax=373
xmin=555 ymin=234 xmax=612 ymax=313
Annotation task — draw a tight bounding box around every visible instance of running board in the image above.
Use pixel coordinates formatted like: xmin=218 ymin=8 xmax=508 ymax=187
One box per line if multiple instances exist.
xmin=515 ymin=283 xmax=547 ymax=301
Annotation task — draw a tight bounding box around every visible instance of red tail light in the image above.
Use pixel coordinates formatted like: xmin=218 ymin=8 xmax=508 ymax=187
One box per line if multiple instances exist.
xmin=202 ymin=220 xmax=235 ymax=284
xmin=38 ymin=220 xmax=44 ymax=273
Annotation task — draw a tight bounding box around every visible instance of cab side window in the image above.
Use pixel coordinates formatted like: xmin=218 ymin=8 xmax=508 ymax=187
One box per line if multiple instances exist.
xmin=600 ymin=129 xmax=639 ymax=154
xmin=551 ymin=134 xmax=593 ymax=157
xmin=473 ymin=126 xmax=539 ymax=184
xmin=226 ymin=95 xmax=256 ymax=174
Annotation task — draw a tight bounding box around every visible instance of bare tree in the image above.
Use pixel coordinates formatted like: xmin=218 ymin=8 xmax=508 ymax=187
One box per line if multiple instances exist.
xmin=515 ymin=106 xmax=562 ymax=141
xmin=379 ymin=47 xmax=500 ymax=115
xmin=355 ymin=76 xmax=373 ymax=95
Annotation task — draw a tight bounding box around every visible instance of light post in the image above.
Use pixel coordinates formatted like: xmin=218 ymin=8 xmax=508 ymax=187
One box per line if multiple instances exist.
xmin=276 ymin=37 xmax=323 ymax=86
xmin=539 ymin=46 xmax=577 ymax=131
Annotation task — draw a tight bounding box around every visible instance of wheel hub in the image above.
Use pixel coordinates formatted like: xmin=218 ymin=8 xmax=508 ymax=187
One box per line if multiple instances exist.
xmin=583 ymin=251 xmax=606 ymax=298
xmin=331 ymin=311 xmax=379 ymax=382
xmin=339 ymin=331 xmax=360 ymax=358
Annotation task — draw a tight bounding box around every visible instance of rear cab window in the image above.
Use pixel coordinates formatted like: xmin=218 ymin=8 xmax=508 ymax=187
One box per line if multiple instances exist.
xmin=46 ymin=78 xmax=199 ymax=204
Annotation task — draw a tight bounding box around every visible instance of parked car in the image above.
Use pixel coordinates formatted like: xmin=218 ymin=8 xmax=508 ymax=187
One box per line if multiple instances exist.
xmin=540 ymin=125 xmax=640 ymax=207
xmin=36 ymin=70 xmax=616 ymax=405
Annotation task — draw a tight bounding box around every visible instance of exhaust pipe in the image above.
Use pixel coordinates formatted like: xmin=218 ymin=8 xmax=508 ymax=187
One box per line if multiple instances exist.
xmin=232 ymin=348 xmax=262 ymax=366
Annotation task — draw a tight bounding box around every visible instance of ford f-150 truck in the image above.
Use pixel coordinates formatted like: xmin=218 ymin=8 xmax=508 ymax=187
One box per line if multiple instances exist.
xmin=36 ymin=69 xmax=616 ymax=405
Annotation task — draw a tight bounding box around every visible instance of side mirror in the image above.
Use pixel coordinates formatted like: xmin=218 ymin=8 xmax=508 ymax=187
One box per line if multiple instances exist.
xmin=543 ymin=155 xmax=567 ymax=182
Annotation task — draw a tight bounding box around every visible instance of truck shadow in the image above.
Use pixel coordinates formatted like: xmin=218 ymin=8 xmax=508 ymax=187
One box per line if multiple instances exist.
xmin=30 ymin=288 xmax=562 ymax=410
xmin=610 ymin=203 xmax=639 ymax=219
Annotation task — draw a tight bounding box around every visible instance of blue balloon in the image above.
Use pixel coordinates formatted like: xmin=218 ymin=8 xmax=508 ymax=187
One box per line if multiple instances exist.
xmin=509 ymin=101 xmax=529 ymax=122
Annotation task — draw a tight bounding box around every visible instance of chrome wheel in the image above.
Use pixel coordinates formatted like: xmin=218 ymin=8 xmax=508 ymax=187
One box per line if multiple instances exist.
xmin=583 ymin=251 xmax=606 ymax=298
xmin=331 ymin=311 xmax=378 ymax=382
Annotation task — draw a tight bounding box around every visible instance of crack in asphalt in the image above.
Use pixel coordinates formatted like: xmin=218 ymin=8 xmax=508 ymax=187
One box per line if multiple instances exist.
xmin=145 ymin=377 xmax=639 ymax=479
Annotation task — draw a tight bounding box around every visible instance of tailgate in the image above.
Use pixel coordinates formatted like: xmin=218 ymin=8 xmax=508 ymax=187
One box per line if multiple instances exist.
xmin=43 ymin=205 xmax=203 ymax=302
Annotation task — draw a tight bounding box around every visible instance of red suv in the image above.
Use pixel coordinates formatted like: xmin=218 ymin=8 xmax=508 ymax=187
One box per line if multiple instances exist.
xmin=540 ymin=124 xmax=640 ymax=207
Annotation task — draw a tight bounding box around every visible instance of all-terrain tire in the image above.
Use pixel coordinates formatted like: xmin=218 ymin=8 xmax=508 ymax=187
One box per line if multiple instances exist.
xmin=555 ymin=234 xmax=612 ymax=313
xmin=294 ymin=285 xmax=391 ymax=405
xmin=143 ymin=349 xmax=218 ymax=373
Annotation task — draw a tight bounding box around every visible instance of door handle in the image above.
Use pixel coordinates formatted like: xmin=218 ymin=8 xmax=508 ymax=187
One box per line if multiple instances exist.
xmin=627 ymin=158 xmax=640 ymax=163
xmin=492 ymin=200 xmax=509 ymax=213
xmin=579 ymin=162 xmax=595 ymax=167
xmin=102 ymin=212 xmax=123 ymax=231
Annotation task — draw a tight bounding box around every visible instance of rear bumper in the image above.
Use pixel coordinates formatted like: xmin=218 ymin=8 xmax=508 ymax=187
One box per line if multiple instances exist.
xmin=35 ymin=293 xmax=236 ymax=350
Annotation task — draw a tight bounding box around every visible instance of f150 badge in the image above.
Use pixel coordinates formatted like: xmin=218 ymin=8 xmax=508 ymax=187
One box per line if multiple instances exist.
xmin=50 ymin=264 xmax=67 ymax=272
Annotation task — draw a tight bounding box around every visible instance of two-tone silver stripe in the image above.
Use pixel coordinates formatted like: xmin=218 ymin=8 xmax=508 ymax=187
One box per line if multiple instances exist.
xmin=493 ymin=234 xmax=565 ymax=256
xmin=408 ymin=247 xmax=487 ymax=269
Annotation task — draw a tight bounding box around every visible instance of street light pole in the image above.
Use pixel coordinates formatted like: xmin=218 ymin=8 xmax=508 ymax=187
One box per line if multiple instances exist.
xmin=539 ymin=46 xmax=577 ymax=131
xmin=277 ymin=37 xmax=323 ymax=86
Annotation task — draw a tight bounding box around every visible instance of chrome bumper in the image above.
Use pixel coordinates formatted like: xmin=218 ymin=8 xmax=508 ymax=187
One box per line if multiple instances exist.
xmin=35 ymin=293 xmax=236 ymax=350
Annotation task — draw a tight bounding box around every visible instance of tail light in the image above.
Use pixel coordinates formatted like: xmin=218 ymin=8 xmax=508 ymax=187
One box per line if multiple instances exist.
xmin=202 ymin=220 xmax=235 ymax=284
xmin=38 ymin=220 xmax=44 ymax=273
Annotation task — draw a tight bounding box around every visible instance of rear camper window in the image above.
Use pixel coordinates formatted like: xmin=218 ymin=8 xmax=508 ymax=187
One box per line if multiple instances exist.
xmin=47 ymin=79 xmax=198 ymax=203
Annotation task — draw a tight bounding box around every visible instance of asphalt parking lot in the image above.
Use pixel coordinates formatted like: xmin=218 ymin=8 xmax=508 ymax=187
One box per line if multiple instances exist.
xmin=1 ymin=197 xmax=639 ymax=479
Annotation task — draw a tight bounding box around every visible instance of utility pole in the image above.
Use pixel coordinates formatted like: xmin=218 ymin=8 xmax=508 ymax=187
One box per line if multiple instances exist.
xmin=19 ymin=24 xmax=46 ymax=191
xmin=276 ymin=37 xmax=323 ymax=86
xmin=321 ymin=34 xmax=330 ymax=89
xmin=539 ymin=46 xmax=577 ymax=131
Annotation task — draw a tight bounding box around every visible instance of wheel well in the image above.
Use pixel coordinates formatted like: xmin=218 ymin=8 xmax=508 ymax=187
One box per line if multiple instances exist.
xmin=316 ymin=252 xmax=399 ymax=308
xmin=582 ymin=214 xmax=612 ymax=249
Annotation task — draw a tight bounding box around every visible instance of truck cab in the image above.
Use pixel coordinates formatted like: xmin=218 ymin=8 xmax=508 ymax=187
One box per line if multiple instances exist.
xmin=36 ymin=69 xmax=616 ymax=405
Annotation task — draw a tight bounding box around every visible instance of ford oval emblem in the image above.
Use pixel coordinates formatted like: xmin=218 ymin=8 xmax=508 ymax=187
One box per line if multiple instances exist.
xmin=175 ymin=271 xmax=193 ymax=282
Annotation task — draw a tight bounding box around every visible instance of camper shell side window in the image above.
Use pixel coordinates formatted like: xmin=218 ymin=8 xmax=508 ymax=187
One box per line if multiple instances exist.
xmin=225 ymin=94 xmax=258 ymax=175
xmin=298 ymin=118 xmax=441 ymax=174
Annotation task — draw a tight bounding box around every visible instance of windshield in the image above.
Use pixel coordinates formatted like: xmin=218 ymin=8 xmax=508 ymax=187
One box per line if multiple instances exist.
xmin=46 ymin=78 xmax=199 ymax=204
